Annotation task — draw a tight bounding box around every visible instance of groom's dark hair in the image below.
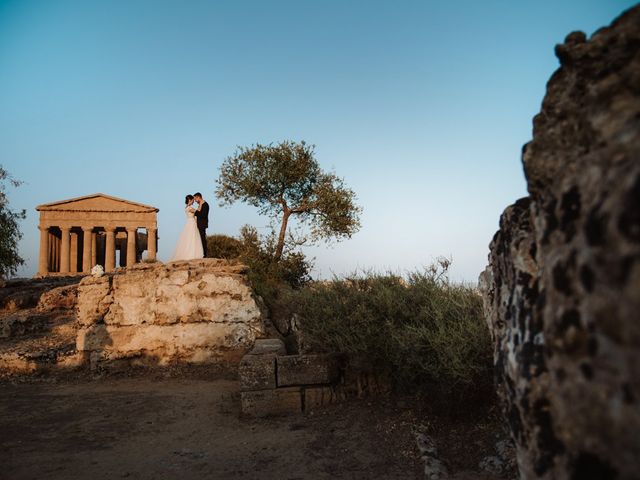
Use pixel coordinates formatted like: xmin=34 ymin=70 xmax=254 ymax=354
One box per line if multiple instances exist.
xmin=194 ymin=192 xmax=202 ymax=198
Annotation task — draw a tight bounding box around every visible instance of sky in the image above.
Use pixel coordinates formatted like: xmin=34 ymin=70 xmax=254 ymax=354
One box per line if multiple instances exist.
xmin=1 ymin=0 xmax=636 ymax=282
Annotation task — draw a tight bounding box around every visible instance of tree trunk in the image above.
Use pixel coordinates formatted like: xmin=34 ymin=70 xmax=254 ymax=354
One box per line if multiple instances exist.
xmin=274 ymin=209 xmax=291 ymax=261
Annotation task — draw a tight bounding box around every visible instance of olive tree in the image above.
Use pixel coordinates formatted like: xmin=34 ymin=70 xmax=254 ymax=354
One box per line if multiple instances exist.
xmin=0 ymin=166 xmax=26 ymax=278
xmin=216 ymin=141 xmax=361 ymax=260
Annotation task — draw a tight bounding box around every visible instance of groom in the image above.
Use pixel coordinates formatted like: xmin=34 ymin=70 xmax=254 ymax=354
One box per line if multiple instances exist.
xmin=193 ymin=192 xmax=209 ymax=257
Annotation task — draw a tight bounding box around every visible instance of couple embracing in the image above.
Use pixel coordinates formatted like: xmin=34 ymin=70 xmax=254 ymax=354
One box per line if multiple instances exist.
xmin=170 ymin=192 xmax=210 ymax=261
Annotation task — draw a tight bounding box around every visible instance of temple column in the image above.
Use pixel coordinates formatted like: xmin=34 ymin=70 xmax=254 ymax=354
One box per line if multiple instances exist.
xmin=105 ymin=227 xmax=116 ymax=272
xmin=70 ymin=232 xmax=78 ymax=273
xmin=147 ymin=227 xmax=157 ymax=261
xmin=82 ymin=227 xmax=93 ymax=273
xmin=126 ymin=227 xmax=137 ymax=268
xmin=60 ymin=227 xmax=70 ymax=274
xmin=38 ymin=226 xmax=49 ymax=276
xmin=91 ymin=232 xmax=97 ymax=267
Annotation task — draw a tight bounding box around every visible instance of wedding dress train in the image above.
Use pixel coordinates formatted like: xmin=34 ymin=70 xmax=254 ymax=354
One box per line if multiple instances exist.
xmin=170 ymin=207 xmax=204 ymax=261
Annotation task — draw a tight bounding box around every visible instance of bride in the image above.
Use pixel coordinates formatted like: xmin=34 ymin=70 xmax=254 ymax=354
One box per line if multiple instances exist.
xmin=170 ymin=194 xmax=204 ymax=261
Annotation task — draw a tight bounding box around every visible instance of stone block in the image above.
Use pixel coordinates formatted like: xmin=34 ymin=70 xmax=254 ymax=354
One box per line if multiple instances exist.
xmin=36 ymin=284 xmax=78 ymax=312
xmin=240 ymin=387 xmax=302 ymax=417
xmin=276 ymin=354 xmax=340 ymax=387
xmin=75 ymin=261 xmax=265 ymax=365
xmin=239 ymin=354 xmax=276 ymax=391
xmin=248 ymin=338 xmax=286 ymax=356
xmin=76 ymin=325 xmax=111 ymax=351
xmin=77 ymin=276 xmax=112 ymax=326
xmin=303 ymin=386 xmax=336 ymax=411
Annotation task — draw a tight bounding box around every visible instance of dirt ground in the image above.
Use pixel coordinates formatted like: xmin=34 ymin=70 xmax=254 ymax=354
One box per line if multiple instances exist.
xmin=0 ymin=372 xmax=509 ymax=480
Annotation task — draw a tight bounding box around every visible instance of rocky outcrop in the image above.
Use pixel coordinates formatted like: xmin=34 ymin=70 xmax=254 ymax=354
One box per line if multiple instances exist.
xmin=0 ymin=277 xmax=81 ymax=374
xmin=0 ymin=277 xmax=80 ymax=317
xmin=480 ymin=6 xmax=640 ymax=479
xmin=76 ymin=259 xmax=265 ymax=367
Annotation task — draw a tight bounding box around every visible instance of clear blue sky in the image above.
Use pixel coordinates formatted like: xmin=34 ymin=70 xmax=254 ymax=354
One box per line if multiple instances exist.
xmin=1 ymin=0 xmax=635 ymax=282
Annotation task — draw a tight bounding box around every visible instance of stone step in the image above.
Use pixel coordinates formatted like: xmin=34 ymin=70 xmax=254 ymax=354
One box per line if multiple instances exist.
xmin=239 ymin=348 xmax=344 ymax=417
xmin=240 ymin=385 xmax=341 ymax=418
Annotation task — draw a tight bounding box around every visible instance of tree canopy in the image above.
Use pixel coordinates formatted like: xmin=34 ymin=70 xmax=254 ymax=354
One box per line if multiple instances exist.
xmin=216 ymin=141 xmax=361 ymax=260
xmin=0 ymin=166 xmax=26 ymax=278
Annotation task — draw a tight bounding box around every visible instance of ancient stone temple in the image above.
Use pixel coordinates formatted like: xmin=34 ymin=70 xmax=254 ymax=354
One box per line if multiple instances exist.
xmin=35 ymin=193 xmax=159 ymax=277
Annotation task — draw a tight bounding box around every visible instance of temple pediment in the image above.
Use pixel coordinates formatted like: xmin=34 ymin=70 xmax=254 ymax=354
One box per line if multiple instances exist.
xmin=36 ymin=193 xmax=159 ymax=213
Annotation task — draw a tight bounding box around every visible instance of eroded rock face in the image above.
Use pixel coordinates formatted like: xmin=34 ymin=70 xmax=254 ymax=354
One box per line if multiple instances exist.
xmin=0 ymin=278 xmax=79 ymax=339
xmin=76 ymin=259 xmax=265 ymax=367
xmin=480 ymin=6 xmax=640 ymax=479
xmin=0 ymin=277 xmax=81 ymax=374
xmin=0 ymin=277 xmax=79 ymax=315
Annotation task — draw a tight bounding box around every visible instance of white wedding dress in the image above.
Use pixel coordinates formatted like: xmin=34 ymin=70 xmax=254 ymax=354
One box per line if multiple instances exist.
xmin=170 ymin=206 xmax=204 ymax=261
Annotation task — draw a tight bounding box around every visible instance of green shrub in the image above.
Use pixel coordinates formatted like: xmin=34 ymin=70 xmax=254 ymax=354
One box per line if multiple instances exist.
xmin=205 ymin=226 xmax=312 ymax=330
xmin=235 ymin=227 xmax=312 ymax=335
xmin=207 ymin=234 xmax=243 ymax=260
xmin=290 ymin=262 xmax=492 ymax=397
xmin=0 ymin=166 xmax=25 ymax=278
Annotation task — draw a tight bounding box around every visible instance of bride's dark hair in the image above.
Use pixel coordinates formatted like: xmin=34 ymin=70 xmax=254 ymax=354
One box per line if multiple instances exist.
xmin=185 ymin=194 xmax=194 ymax=205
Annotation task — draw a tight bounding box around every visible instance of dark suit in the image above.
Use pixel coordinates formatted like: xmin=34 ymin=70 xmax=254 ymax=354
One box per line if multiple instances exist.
xmin=194 ymin=201 xmax=209 ymax=257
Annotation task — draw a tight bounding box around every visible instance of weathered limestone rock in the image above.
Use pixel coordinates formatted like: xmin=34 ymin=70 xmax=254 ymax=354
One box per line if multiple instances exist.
xmin=0 ymin=313 xmax=53 ymax=339
xmin=480 ymin=6 xmax=640 ymax=479
xmin=276 ymin=354 xmax=340 ymax=387
xmin=247 ymin=338 xmax=287 ymax=356
xmin=479 ymin=197 xmax=553 ymax=476
xmin=76 ymin=276 xmax=112 ymax=326
xmin=0 ymin=277 xmax=79 ymax=314
xmin=239 ymin=354 xmax=276 ymax=391
xmin=76 ymin=259 xmax=265 ymax=366
xmin=0 ymin=277 xmax=82 ymax=375
xmin=0 ymin=278 xmax=79 ymax=339
xmin=37 ymin=284 xmax=79 ymax=312
xmin=238 ymin=343 xmax=344 ymax=416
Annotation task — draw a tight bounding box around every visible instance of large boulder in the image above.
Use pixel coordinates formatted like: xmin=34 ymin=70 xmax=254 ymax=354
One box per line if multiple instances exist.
xmin=480 ymin=6 xmax=640 ymax=479
xmin=76 ymin=259 xmax=265 ymax=366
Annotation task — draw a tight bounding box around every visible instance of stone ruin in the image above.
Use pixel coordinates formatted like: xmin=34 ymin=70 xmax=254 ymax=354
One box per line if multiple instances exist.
xmin=36 ymin=193 xmax=158 ymax=276
xmin=5 ymin=189 xmax=353 ymax=412
xmin=0 ymin=259 xmax=265 ymax=373
xmin=239 ymin=338 xmax=342 ymax=417
xmin=0 ymin=254 xmax=380 ymax=419
xmin=77 ymin=259 xmax=264 ymax=367
xmin=0 ymin=276 xmax=81 ymax=372
xmin=479 ymin=5 xmax=639 ymax=479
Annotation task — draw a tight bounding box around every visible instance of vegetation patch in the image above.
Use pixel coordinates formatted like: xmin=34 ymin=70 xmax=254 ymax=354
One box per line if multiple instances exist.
xmin=288 ymin=260 xmax=493 ymax=403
